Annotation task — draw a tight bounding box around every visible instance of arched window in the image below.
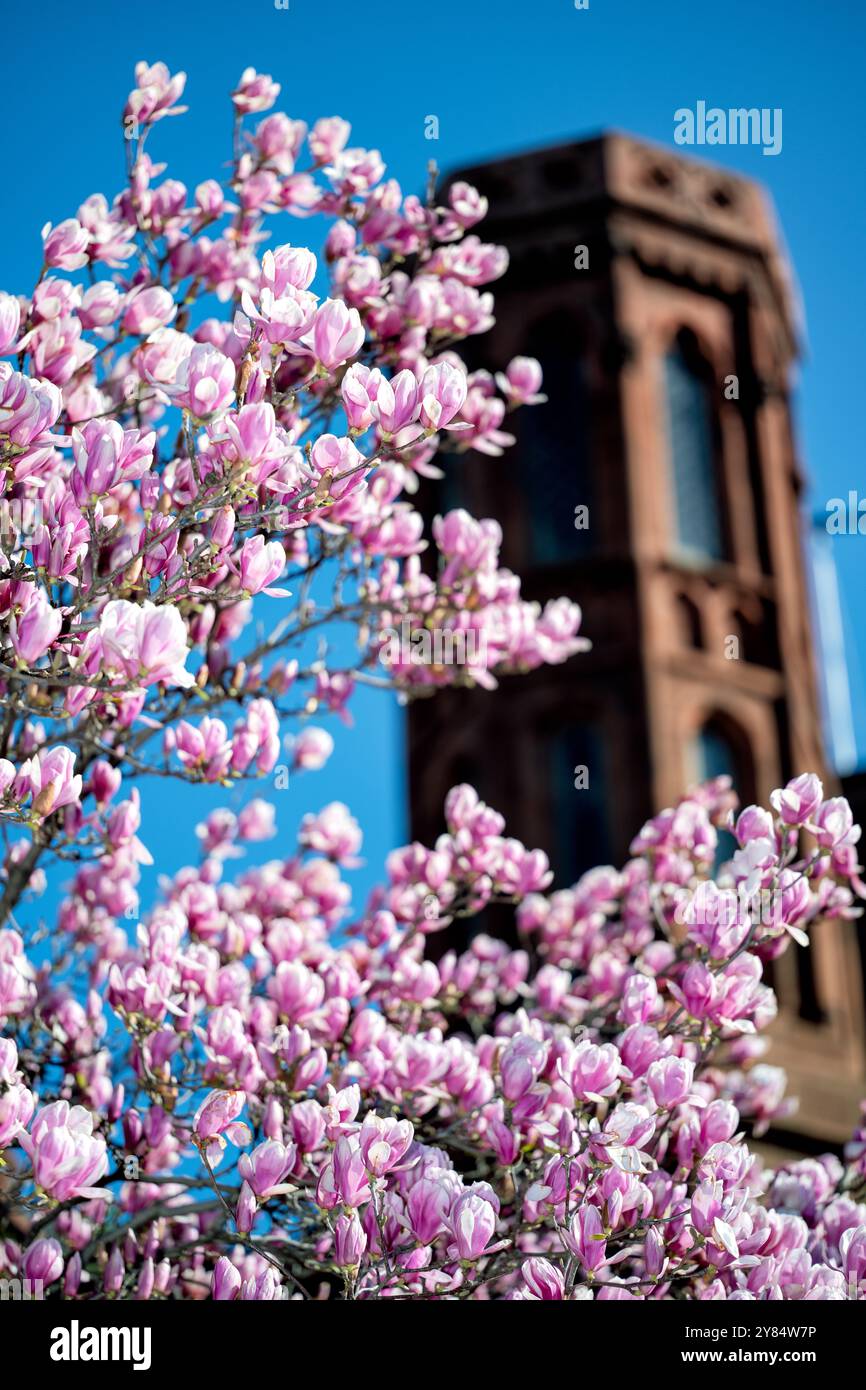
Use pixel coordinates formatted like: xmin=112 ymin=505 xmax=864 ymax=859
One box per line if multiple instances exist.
xmin=664 ymin=331 xmax=726 ymax=564
xmin=694 ymin=721 xmax=740 ymax=786
xmin=691 ymin=715 xmax=754 ymax=865
xmin=516 ymin=313 xmax=593 ymax=566
xmin=546 ymin=721 xmax=612 ymax=884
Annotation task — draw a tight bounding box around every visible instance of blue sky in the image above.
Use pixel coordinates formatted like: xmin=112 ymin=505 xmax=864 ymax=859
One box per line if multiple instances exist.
xmin=2 ymin=0 xmax=864 ymax=914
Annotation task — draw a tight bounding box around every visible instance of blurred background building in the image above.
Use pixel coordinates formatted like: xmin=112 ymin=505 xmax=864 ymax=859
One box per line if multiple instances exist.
xmin=408 ymin=133 xmax=866 ymax=1151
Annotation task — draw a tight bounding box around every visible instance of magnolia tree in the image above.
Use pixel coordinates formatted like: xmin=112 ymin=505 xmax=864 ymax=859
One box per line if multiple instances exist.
xmin=0 ymin=61 xmax=865 ymax=1304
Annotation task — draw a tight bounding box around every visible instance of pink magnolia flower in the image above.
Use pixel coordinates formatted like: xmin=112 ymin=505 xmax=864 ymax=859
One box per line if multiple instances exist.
xmin=448 ymin=180 xmax=489 ymax=228
xmin=308 ymin=433 xmax=367 ymax=499
xmin=0 ymin=1070 xmax=35 ymax=1149
xmin=316 ymin=1137 xmax=372 ymax=1209
xmin=231 ymin=68 xmax=280 ymax=115
xmin=735 ymin=804 xmax=776 ymax=846
xmin=222 ymin=401 xmax=288 ymax=471
xmin=237 ymin=799 xmax=276 ymax=842
xmin=500 ymin=1033 xmax=548 ymax=1102
xmin=242 ymin=283 xmax=317 ymax=347
xmin=23 ymin=1238 xmax=64 ymax=1288
xmin=238 ymin=1140 xmax=296 ymax=1200
xmin=325 ymin=147 xmax=385 ymax=197
xmin=212 ymin=1256 xmax=242 ymax=1301
xmin=563 ymin=1203 xmax=607 ymax=1275
xmin=164 ymin=343 xmax=235 ymax=418
xmin=20 ymin=1100 xmax=109 ymax=1201
xmin=669 ymin=960 xmax=722 ymax=1022
xmin=193 ymin=1089 xmax=251 ymax=1165
xmin=234 ymin=1182 xmax=256 ymax=1235
xmin=433 ymin=509 xmax=501 ymax=577
xmin=770 ymin=773 xmax=824 ymax=826
xmin=301 ymin=299 xmax=364 ymax=371
xmin=0 ymin=934 xmax=36 ymax=1021
xmin=41 ymin=219 xmax=90 ymax=270
xmin=261 ymin=245 xmax=317 ymax=295
xmin=840 ymin=1225 xmax=866 ymax=1290
xmin=136 ymin=326 xmax=192 ymax=385
xmin=370 ymin=369 xmax=421 ymax=437
xmin=521 ymin=1256 xmax=565 ymax=1300
xmin=813 ymin=797 xmax=857 ymax=850
xmin=104 ymin=1246 xmax=125 ymax=1294
xmin=358 ymin=1113 xmax=414 ymax=1176
xmin=318 ymin=1080 xmax=359 ymax=1132
xmin=419 ymin=361 xmax=468 ymax=432
xmin=341 ymin=363 xmax=379 ymax=432
xmin=170 ymin=717 xmax=233 ymax=781
xmin=448 ymin=1193 xmax=498 ymax=1261
xmin=309 ymin=116 xmax=351 ymax=165
xmin=194 ymin=178 xmax=232 ymax=219
xmin=98 ymin=599 xmax=195 ymax=689
xmin=268 ymin=961 xmax=326 ymax=1023
xmin=0 ymin=363 xmax=62 ymax=452
xmin=292 ymin=726 xmax=334 ymax=772
xmin=299 ymin=802 xmax=362 ymax=864
xmin=79 ymin=281 xmax=124 ymax=330
xmin=690 ymin=1180 xmax=740 ymax=1257
xmin=17 ymin=745 xmax=82 ymax=820
xmin=0 ymin=293 xmax=21 ymax=354
xmin=406 ymin=1178 xmax=453 ymax=1245
xmin=0 ymin=1036 xmax=21 ymax=1084
xmin=77 ymin=193 xmax=135 ymax=268
xmin=239 ymin=1268 xmax=283 ymax=1301
xmin=123 ymin=287 xmax=177 ymax=336
xmin=71 ymin=418 xmax=155 ymax=500
xmin=646 ymin=1055 xmax=696 ymax=1110
xmin=10 ymin=588 xmax=63 ymax=666
xmin=333 ymin=1212 xmax=367 ymax=1270
xmin=19 ymin=316 xmax=94 ymax=387
xmin=495 ymin=356 xmax=546 ymax=406
xmin=125 ymin=61 xmax=187 ymax=125
xmin=683 ymin=882 xmax=751 ymax=960
xmin=253 ymin=113 xmax=308 ymax=175
xmin=64 ymin=1254 xmax=83 ymax=1298
xmin=31 ymin=277 xmax=81 ymax=321
xmin=237 ymin=534 xmax=290 ymax=597
xmin=561 ymin=1040 xmax=623 ymax=1104
xmin=231 ymin=698 xmax=281 ymax=775
xmin=620 ymin=973 xmax=660 ymax=1026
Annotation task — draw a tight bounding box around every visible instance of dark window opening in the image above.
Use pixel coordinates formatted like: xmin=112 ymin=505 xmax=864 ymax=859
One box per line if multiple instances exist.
xmin=665 ymin=330 xmax=727 ymax=564
xmin=546 ymin=723 xmax=613 ymax=886
xmin=692 ymin=716 xmax=754 ymax=867
xmin=516 ymin=314 xmax=593 ymax=567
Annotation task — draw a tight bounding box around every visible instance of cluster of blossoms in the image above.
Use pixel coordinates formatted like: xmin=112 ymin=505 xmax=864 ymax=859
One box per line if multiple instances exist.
xmin=2 ymin=766 xmax=866 ymax=1300
xmin=0 ymin=57 xmax=581 ymax=803
xmin=1 ymin=59 xmax=865 ymax=1304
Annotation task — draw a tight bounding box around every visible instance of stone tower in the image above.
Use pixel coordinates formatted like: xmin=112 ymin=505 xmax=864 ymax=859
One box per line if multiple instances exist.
xmin=408 ymin=133 xmax=866 ymax=1146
